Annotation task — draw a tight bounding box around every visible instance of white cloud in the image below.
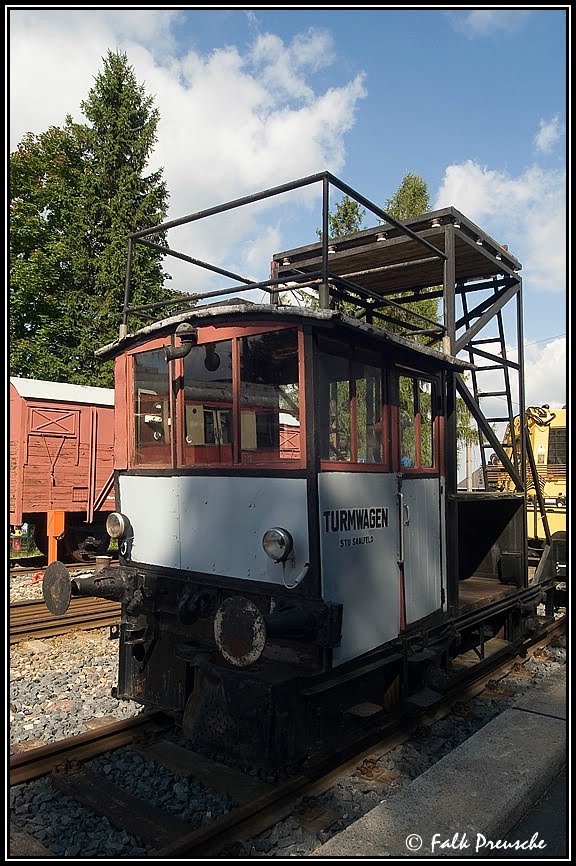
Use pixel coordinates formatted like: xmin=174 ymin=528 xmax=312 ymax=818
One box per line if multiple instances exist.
xmin=249 ymin=29 xmax=335 ymax=102
xmin=9 ymin=10 xmax=182 ymax=144
xmin=434 ymin=160 xmax=566 ymax=294
xmin=9 ymin=11 xmax=366 ymax=293
xmin=523 ymin=337 xmax=566 ymax=409
xmin=448 ymin=10 xmax=531 ymax=38
xmin=535 ymin=115 xmax=563 ymax=153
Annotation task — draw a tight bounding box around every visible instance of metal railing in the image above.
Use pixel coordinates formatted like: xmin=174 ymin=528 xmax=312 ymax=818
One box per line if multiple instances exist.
xmin=121 ymin=171 xmax=447 ymax=337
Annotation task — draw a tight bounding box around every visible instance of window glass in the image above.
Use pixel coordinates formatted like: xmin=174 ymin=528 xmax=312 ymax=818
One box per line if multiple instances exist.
xmin=419 ymin=380 xmax=434 ymax=467
xmin=183 ymin=340 xmax=233 ymax=465
xmin=240 ymin=330 xmax=300 ymax=463
xmin=133 ymin=349 xmax=172 ymax=466
xmin=354 ymin=354 xmax=383 ymax=464
xmin=548 ymin=428 xmax=566 ymax=465
xmin=399 ymin=374 xmax=435 ymax=469
xmin=318 ymin=339 xmax=384 ymax=465
xmin=319 ymin=349 xmax=351 ymax=461
xmin=399 ymin=376 xmax=416 ymax=468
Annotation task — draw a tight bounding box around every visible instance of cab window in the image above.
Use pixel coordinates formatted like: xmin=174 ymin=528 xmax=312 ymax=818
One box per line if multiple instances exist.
xmin=133 ymin=349 xmax=172 ymax=466
xmin=399 ymin=374 xmax=436 ymax=469
xmin=318 ymin=337 xmax=385 ymax=465
xmin=183 ymin=340 xmax=234 ymax=465
xmin=240 ymin=329 xmax=300 ymax=463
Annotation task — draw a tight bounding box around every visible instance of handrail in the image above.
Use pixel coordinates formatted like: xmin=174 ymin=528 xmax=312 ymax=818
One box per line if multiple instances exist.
xmin=121 ymin=172 xmax=447 ymax=333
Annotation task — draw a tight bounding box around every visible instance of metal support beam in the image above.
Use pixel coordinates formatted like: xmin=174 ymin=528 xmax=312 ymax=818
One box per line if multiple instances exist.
xmin=333 ymin=274 xmax=446 ymax=332
xmin=130 ymin=171 xmax=329 ymax=239
xmin=138 ymin=238 xmax=255 ymax=285
xmin=320 ymin=176 xmax=330 ymax=308
xmin=122 ymin=237 xmax=133 ymax=333
xmin=454 ymin=227 xmax=518 ymax=278
xmin=327 ymin=173 xmax=447 ymax=261
xmin=127 ymin=271 xmax=323 ymax=315
xmin=47 ymin=510 xmax=65 ymax=566
xmin=453 ymin=280 xmax=520 ymax=355
xmin=465 ymin=346 xmax=520 ymax=370
xmin=443 ymin=224 xmax=456 ymax=355
xmin=455 ymin=282 xmax=513 ymax=330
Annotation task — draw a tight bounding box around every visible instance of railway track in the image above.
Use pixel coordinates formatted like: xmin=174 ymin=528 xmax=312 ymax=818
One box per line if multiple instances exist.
xmin=10 ymin=560 xmax=118 ymax=579
xmin=10 ymin=597 xmax=121 ymax=644
xmin=9 ymin=615 xmax=565 ymax=858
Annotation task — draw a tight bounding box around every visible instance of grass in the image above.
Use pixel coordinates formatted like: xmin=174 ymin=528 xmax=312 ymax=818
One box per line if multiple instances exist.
xmin=9 ymin=542 xmax=44 ymax=559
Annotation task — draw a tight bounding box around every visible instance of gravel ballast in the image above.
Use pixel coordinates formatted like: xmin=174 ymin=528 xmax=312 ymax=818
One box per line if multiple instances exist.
xmin=10 ymin=567 xmax=565 ymax=859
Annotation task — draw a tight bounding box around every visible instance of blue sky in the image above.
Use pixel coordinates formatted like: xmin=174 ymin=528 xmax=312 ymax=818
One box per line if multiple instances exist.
xmin=9 ymin=7 xmax=567 ymax=413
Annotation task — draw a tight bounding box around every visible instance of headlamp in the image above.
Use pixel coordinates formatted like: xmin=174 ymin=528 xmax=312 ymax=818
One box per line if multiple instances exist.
xmin=106 ymin=512 xmax=128 ymax=539
xmin=262 ymin=528 xmax=293 ymax=563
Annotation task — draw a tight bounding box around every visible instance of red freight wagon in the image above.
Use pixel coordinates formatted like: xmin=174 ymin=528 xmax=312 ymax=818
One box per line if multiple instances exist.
xmin=9 ymin=377 xmax=115 ymax=562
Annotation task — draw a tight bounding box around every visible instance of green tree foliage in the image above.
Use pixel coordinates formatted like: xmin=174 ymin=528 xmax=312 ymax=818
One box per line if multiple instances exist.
xmin=10 ymin=126 xmax=87 ymax=381
xmin=380 ymin=172 xmax=438 ymax=336
xmin=384 ymin=172 xmax=430 ymax=221
xmin=10 ymin=50 xmax=174 ymax=386
xmin=317 ymin=194 xmax=366 ymax=240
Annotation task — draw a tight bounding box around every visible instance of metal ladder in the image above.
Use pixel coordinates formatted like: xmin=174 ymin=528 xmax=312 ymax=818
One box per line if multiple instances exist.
xmin=459 ymin=280 xmax=520 ymax=489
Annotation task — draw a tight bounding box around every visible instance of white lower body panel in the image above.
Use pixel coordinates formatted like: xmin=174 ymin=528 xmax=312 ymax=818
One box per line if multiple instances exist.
xmin=118 ymin=474 xmax=309 ymax=586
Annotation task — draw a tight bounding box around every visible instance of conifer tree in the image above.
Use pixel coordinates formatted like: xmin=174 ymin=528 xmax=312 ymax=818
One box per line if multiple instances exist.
xmin=317 ymin=194 xmax=366 ymax=239
xmin=10 ymin=50 xmax=172 ymax=386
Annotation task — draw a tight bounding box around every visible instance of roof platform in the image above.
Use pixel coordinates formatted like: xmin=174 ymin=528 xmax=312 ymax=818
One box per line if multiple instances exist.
xmin=273 ymin=206 xmax=521 ymax=298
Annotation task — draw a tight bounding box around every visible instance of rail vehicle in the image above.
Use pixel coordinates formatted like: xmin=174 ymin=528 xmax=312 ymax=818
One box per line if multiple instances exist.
xmin=486 ymin=405 xmax=567 ymax=576
xmin=43 ymin=172 xmax=564 ymax=767
xmin=10 ymin=377 xmax=115 ymax=563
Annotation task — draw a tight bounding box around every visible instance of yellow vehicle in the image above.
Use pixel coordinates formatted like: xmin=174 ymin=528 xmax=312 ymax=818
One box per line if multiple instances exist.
xmin=487 ymin=405 xmax=566 ymax=572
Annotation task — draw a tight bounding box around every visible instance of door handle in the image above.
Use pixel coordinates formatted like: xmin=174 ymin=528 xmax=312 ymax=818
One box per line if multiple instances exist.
xmin=397 ymin=491 xmax=404 ymax=564
xmin=403 ymin=504 xmax=410 ymax=526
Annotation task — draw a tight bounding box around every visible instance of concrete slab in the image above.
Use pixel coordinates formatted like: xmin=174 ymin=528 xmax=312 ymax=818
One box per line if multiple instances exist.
xmin=314 ymin=708 xmax=566 ymax=857
xmin=498 ymin=768 xmax=567 ymax=858
xmin=512 ymin=667 xmax=566 ymax=720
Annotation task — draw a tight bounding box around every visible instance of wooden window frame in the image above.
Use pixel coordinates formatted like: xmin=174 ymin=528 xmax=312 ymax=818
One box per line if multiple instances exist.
xmin=176 ymin=323 xmax=306 ymax=471
xmin=127 ymin=337 xmax=175 ymax=470
xmin=318 ymin=341 xmax=390 ymax=473
xmin=397 ymin=368 xmax=441 ymax=476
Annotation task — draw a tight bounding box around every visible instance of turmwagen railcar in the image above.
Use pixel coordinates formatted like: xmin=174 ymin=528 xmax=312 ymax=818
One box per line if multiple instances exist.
xmin=44 ymin=173 xmax=564 ymax=767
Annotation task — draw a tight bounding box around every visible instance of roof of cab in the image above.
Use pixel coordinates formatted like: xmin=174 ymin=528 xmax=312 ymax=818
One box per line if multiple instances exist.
xmin=95 ymin=302 xmax=473 ymax=371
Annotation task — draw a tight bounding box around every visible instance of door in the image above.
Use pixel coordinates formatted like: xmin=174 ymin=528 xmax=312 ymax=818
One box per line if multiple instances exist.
xmin=398 ymin=475 xmax=445 ymax=626
xmin=397 ymin=370 xmax=445 ymax=626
